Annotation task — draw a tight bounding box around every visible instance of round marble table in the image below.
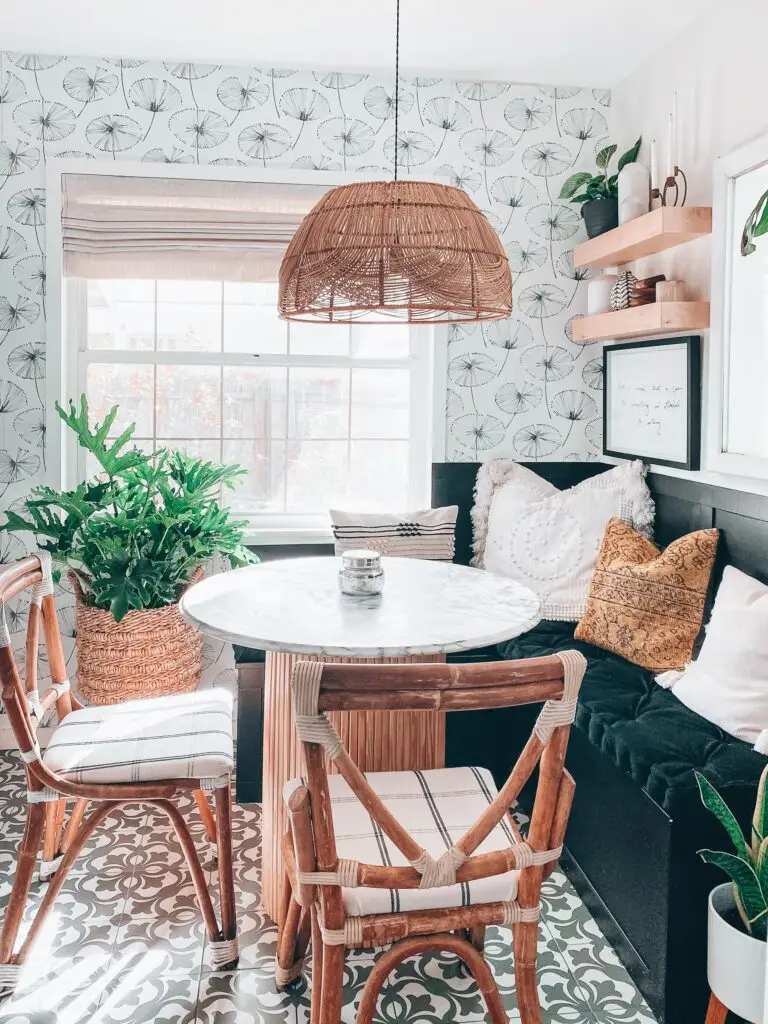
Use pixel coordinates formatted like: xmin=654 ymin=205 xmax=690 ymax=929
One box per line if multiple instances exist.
xmin=181 ymin=556 xmax=540 ymax=920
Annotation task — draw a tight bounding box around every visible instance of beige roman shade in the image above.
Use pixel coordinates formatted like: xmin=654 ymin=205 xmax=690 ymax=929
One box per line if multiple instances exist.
xmin=61 ymin=173 xmax=329 ymax=282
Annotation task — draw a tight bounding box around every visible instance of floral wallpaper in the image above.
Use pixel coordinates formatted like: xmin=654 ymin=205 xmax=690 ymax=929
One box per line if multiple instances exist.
xmin=0 ymin=51 xmax=610 ymax=504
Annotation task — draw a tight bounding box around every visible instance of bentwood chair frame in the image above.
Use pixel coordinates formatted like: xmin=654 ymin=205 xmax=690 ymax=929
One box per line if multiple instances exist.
xmin=275 ymin=650 xmax=586 ymax=1024
xmin=0 ymin=554 xmax=238 ymax=995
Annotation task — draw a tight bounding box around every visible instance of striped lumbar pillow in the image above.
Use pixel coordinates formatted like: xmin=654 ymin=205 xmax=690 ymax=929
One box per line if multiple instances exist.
xmin=329 ymin=506 xmax=458 ymax=561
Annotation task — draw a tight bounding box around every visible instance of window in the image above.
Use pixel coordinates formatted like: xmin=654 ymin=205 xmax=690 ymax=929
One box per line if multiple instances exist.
xmin=69 ymin=277 xmax=434 ymax=539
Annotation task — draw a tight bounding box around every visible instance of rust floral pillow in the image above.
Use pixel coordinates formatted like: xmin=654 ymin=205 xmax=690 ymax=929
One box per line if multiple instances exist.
xmin=574 ymin=518 xmax=719 ymax=671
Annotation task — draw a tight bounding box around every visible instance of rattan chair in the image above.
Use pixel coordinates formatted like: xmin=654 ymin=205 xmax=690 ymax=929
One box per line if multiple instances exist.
xmin=275 ymin=651 xmax=586 ymax=1024
xmin=0 ymin=553 xmax=238 ymax=996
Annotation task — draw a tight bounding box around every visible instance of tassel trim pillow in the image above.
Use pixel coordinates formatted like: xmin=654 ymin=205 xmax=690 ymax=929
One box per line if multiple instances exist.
xmin=471 ymin=460 xmax=654 ymax=620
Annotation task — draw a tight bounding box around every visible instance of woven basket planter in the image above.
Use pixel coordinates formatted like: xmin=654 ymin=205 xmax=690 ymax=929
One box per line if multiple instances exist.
xmin=69 ymin=568 xmax=204 ymax=705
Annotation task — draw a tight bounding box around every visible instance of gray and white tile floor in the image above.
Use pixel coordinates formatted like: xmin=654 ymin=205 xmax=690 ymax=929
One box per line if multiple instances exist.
xmin=0 ymin=751 xmax=658 ymax=1024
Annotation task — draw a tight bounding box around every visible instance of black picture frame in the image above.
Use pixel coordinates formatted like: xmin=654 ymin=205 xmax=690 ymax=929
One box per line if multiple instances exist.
xmin=603 ymin=335 xmax=702 ymax=471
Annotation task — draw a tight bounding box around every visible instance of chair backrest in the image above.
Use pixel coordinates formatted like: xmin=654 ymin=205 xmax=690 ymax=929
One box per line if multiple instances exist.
xmin=288 ymin=651 xmax=586 ymax=922
xmin=0 ymin=553 xmax=74 ymax=763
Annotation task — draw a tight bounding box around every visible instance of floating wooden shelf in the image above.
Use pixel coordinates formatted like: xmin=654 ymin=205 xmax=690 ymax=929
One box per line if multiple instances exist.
xmin=573 ymin=206 xmax=712 ymax=269
xmin=571 ymin=301 xmax=710 ymax=344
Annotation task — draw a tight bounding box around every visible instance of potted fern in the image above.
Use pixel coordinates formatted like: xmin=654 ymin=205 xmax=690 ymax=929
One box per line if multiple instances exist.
xmin=559 ymin=138 xmax=642 ymax=238
xmin=3 ymin=397 xmax=256 ymax=705
xmin=695 ymin=767 xmax=768 ymax=1023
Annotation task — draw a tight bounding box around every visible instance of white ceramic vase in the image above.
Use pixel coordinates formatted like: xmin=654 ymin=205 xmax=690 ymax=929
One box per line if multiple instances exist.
xmin=618 ymin=162 xmax=650 ymax=225
xmin=708 ymin=882 xmax=766 ymax=1023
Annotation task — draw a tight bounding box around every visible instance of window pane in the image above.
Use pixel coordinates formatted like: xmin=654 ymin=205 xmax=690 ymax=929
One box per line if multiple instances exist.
xmin=285 ymin=440 xmax=348 ymax=512
xmin=156 ymin=364 xmax=221 ymax=438
xmin=289 ymin=321 xmax=350 ymax=356
xmin=223 ymin=439 xmax=285 ymax=515
xmin=223 ymin=367 xmax=287 ymax=438
xmin=85 ymin=363 xmax=154 ymax=436
xmin=223 ymin=282 xmax=287 ymax=354
xmin=350 ymin=440 xmax=409 ymax=509
xmin=351 ymin=369 xmax=409 ymax=439
xmin=157 ymin=280 xmax=222 ymax=352
xmin=157 ymin=438 xmax=221 ymax=463
xmin=87 ymin=280 xmax=154 ymax=351
xmin=351 ymin=324 xmax=410 ymax=359
xmin=289 ymin=368 xmax=349 ymax=439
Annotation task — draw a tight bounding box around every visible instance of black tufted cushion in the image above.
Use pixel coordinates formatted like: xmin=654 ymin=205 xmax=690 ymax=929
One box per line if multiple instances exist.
xmin=498 ymin=622 xmax=767 ymax=816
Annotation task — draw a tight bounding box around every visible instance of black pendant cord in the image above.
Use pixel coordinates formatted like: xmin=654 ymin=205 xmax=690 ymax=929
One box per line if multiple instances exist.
xmin=393 ymin=0 xmax=400 ymax=182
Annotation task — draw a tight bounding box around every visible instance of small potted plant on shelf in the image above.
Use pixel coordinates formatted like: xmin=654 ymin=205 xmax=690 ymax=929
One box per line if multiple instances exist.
xmin=695 ymin=767 xmax=768 ymax=1024
xmin=559 ymin=137 xmax=642 ymax=238
xmin=3 ymin=396 xmax=256 ymax=705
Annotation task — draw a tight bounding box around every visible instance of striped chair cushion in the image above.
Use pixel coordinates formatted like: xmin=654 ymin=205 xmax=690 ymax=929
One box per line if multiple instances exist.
xmin=284 ymin=766 xmax=520 ymax=915
xmin=329 ymin=506 xmax=458 ymax=561
xmin=43 ymin=689 xmax=234 ymax=785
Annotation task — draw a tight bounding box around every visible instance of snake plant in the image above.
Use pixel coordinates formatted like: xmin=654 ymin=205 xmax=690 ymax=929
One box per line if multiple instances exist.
xmin=696 ymin=764 xmax=768 ymax=939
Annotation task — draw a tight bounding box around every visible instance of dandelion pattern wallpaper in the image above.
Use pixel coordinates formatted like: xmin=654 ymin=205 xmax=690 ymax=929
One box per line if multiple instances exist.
xmin=0 ymin=51 xmax=609 ymax=504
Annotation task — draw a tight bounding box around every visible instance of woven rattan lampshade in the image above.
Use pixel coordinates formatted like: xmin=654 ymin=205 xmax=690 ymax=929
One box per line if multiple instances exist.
xmin=278 ymin=179 xmax=512 ymax=323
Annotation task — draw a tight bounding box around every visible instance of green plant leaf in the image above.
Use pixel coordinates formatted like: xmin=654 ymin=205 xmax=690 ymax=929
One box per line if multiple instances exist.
xmin=617 ymin=136 xmax=642 ymax=172
xmin=741 ymin=186 xmax=768 ymax=256
xmin=11 ymin=393 xmax=257 ymax=619
xmin=699 ymin=849 xmax=768 ymax=937
xmin=753 ymin=763 xmax=768 ymax=849
xmin=558 ymin=172 xmax=593 ymax=200
xmin=595 ymin=144 xmax=617 ymax=171
xmin=696 ymin=770 xmax=750 ymax=860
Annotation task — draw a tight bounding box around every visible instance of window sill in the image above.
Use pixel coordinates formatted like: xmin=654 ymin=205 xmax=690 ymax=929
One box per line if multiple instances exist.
xmin=244 ymin=526 xmax=334 ymax=547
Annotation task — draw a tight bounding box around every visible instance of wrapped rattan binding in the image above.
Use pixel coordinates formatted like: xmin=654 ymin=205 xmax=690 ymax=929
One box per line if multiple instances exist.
xmin=69 ymin=567 xmax=204 ymax=704
xmin=278 ymin=180 xmax=512 ymax=323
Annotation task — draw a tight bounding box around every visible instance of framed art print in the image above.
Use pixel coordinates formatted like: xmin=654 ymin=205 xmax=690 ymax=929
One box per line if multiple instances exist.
xmin=603 ymin=336 xmax=702 ymax=470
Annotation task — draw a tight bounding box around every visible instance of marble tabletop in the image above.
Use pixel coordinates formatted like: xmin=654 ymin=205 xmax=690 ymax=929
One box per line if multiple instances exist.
xmin=180 ymin=556 xmax=541 ymax=658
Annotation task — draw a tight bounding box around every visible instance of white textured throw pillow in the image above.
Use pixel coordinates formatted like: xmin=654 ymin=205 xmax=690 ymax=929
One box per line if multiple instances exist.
xmin=471 ymin=460 xmax=654 ymax=620
xmin=656 ymin=567 xmax=768 ymax=747
xmin=330 ymin=506 xmax=458 ymax=561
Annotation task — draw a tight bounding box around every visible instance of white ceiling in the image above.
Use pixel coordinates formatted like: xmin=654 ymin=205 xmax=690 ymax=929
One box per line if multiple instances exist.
xmin=0 ymin=0 xmax=716 ymax=88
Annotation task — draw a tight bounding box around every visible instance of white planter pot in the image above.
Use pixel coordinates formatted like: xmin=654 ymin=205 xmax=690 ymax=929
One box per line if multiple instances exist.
xmin=708 ymin=882 xmax=766 ymax=1023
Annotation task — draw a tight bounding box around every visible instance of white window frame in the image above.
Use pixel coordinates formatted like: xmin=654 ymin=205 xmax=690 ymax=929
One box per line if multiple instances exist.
xmin=46 ymin=160 xmax=447 ymax=544
xmin=706 ymin=130 xmax=768 ymax=480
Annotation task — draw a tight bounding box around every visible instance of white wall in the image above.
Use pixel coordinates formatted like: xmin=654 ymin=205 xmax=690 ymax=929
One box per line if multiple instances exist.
xmin=611 ymin=0 xmax=768 ymax=494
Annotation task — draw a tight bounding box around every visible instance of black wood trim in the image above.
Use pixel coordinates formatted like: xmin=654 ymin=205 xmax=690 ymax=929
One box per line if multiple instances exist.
xmin=235 ymin=662 xmax=264 ymax=805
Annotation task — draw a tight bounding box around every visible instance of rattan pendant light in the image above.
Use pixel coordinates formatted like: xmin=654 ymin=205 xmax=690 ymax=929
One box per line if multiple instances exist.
xmin=278 ymin=1 xmax=512 ymax=323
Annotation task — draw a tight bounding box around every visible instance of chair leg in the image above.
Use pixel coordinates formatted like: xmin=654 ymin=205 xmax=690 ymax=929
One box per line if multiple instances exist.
xmin=275 ymin=890 xmax=305 ymax=989
xmin=213 ymin=784 xmax=238 ymax=969
xmin=318 ymin=944 xmax=345 ymax=1024
xmin=0 ymin=803 xmax=46 ymax=994
xmin=311 ymin=907 xmax=323 ymax=1024
xmin=705 ymin=992 xmax=728 ymax=1024
xmin=193 ymin=789 xmax=217 ymax=846
xmin=40 ymin=799 xmax=67 ymax=881
xmin=513 ymin=921 xmax=541 ymax=1024
xmin=469 ymin=925 xmax=486 ymax=952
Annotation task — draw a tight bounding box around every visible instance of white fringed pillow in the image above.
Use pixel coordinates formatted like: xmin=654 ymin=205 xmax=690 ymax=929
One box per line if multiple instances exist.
xmin=471 ymin=460 xmax=654 ymax=620
xmin=657 ymin=567 xmax=768 ymax=747
xmin=330 ymin=506 xmax=458 ymax=561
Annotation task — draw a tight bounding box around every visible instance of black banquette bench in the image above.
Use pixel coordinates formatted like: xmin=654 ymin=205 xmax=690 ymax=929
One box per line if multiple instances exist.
xmin=235 ymin=462 xmax=768 ymax=1024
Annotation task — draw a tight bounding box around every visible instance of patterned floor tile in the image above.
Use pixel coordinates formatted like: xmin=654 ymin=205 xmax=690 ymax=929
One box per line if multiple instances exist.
xmin=0 ymin=953 xmax=111 ymax=1024
xmin=196 ymin=969 xmax=310 ymax=1024
xmin=96 ymin=969 xmax=200 ymax=1024
xmin=0 ymin=756 xmax=657 ymax=1024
